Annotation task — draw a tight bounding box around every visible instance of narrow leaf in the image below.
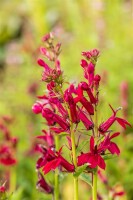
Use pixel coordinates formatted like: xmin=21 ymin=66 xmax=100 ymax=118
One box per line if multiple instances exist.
xmin=79 ymin=172 xmax=92 ymax=187
xmin=74 ymin=164 xmax=88 ymax=177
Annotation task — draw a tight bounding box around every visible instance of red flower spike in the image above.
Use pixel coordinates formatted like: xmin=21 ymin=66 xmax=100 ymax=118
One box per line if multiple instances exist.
xmin=36 ymin=172 xmax=53 ymax=194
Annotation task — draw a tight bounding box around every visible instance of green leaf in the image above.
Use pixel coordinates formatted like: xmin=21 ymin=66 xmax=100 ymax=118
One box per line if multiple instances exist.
xmin=76 ymin=139 xmax=90 ymax=155
xmin=73 ymin=164 xmax=88 ymax=177
xmin=58 ymin=132 xmax=69 ymax=137
xmin=103 ymin=154 xmax=117 ymax=160
xmin=79 ymin=172 xmax=92 ymax=187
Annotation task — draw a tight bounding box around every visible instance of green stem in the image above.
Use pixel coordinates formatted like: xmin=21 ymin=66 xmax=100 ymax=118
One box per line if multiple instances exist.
xmin=54 ymin=135 xmax=59 ymax=200
xmin=57 ymin=85 xmax=78 ymax=200
xmin=9 ymin=167 xmax=16 ymax=194
xmin=92 ymin=169 xmax=97 ymax=200
xmin=71 ymin=128 xmax=79 ymax=200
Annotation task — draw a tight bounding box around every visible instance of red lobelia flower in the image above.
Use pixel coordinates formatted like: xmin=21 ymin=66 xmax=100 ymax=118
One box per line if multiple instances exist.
xmin=36 ymin=171 xmax=53 ymax=194
xmin=99 ymin=105 xmax=131 ymax=133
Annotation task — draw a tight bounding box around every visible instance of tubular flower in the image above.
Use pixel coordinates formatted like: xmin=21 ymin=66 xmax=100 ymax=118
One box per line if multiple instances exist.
xmin=78 ymin=108 xmax=94 ymax=130
xmin=49 ymin=96 xmax=68 ymax=119
xmin=42 ymin=148 xmax=75 ymax=174
xmin=94 ymin=74 xmax=101 ymax=89
xmin=79 ymin=97 xmax=94 ymax=115
xmin=36 ymin=172 xmax=53 ymax=194
xmin=42 ymin=108 xmax=69 ymax=130
xmin=74 ymin=87 xmax=94 ymax=115
xmin=98 ymin=132 xmax=120 ymax=155
xmin=37 ymin=58 xmax=63 ymax=83
xmin=79 ymin=82 xmax=97 ymax=104
xmin=99 ymin=105 xmax=131 ymax=133
xmin=64 ymin=91 xmax=79 ymax=123
xmin=37 ymin=130 xmax=54 ymax=148
xmin=32 ymin=102 xmax=43 ymax=114
xmin=78 ymin=133 xmax=121 ymax=170
xmin=78 ymin=136 xmax=106 ymax=169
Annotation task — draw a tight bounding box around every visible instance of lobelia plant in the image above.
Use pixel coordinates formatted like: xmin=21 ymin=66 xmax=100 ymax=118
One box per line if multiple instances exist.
xmin=32 ymin=33 xmax=131 ymax=200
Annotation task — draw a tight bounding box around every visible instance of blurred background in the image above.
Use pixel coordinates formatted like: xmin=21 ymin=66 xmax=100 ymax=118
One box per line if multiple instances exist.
xmin=0 ymin=0 xmax=133 ymax=200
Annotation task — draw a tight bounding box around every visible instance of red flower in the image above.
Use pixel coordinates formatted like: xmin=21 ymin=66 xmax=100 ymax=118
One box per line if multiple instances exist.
xmin=79 ymin=82 xmax=97 ymax=104
xmin=78 ymin=136 xmax=106 ymax=169
xmin=99 ymin=105 xmax=131 ymax=133
xmin=78 ymin=108 xmax=94 ymax=130
xmin=64 ymin=91 xmax=79 ymax=123
xmin=78 ymin=131 xmax=121 ymax=170
xmin=94 ymin=74 xmax=101 ymax=89
xmin=0 ymin=146 xmax=16 ymax=166
xmin=37 ymin=58 xmax=62 ymax=82
xmin=36 ymin=172 xmax=53 ymax=194
xmin=32 ymin=102 xmax=43 ymax=114
xmin=82 ymin=49 xmax=100 ymax=62
xmin=37 ymin=130 xmax=54 ymax=147
xmin=0 ymin=185 xmax=6 ymax=193
xmin=42 ymin=108 xmax=69 ymax=130
xmin=42 ymin=148 xmax=75 ymax=174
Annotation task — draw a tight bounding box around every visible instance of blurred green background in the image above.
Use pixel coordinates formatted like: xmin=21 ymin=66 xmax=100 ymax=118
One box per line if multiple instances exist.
xmin=0 ymin=0 xmax=133 ymax=200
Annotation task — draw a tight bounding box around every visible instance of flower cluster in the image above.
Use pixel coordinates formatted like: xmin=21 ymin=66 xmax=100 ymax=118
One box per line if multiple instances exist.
xmin=32 ymin=33 xmax=131 ymax=198
xmin=0 ymin=116 xmax=17 ymax=166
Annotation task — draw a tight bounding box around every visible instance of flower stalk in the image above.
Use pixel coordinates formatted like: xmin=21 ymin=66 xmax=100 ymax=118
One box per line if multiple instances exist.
xmin=92 ymin=168 xmax=98 ymax=200
xmin=71 ymin=127 xmax=79 ymax=200
xmin=54 ymin=135 xmax=60 ymax=200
